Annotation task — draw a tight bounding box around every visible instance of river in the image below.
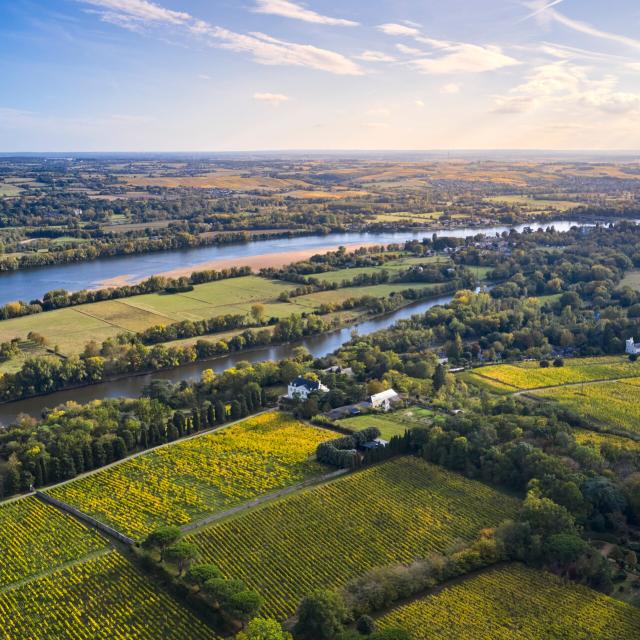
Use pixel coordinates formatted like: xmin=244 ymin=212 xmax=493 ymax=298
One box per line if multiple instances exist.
xmin=0 ymin=293 xmax=454 ymax=425
xmin=0 ymin=219 xmax=600 ymax=306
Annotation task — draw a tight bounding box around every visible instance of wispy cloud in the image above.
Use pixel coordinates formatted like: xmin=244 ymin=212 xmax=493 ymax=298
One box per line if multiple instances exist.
xmin=524 ymin=1 xmax=640 ymax=52
xmin=380 ymin=21 xmax=519 ymax=74
xmin=80 ymin=0 xmax=190 ymax=25
xmin=441 ymin=83 xmax=461 ymax=94
xmin=78 ymin=0 xmax=362 ymax=75
xmin=207 ymin=27 xmax=362 ymax=75
xmin=253 ymin=1 xmax=358 ymax=27
xmin=357 ymin=50 xmax=396 ymax=62
xmin=378 ymin=23 xmax=421 ymax=37
xmin=253 ymin=92 xmax=290 ymax=106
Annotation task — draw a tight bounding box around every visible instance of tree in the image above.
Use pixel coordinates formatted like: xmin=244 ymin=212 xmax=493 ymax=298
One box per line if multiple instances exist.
xmin=227 ymin=590 xmax=263 ymax=626
xmin=356 ymin=615 xmax=376 ymax=636
xmin=251 ymin=304 xmax=266 ymax=324
xmin=165 ymin=541 xmax=199 ymax=576
xmin=293 ymin=590 xmax=347 ymax=640
xmin=432 ymin=363 xmax=446 ymax=392
xmin=237 ymin=618 xmax=292 ymax=640
xmin=142 ymin=525 xmax=181 ymax=561
xmin=185 ymin=564 xmax=223 ymax=588
xmin=370 ymin=629 xmax=411 ymax=640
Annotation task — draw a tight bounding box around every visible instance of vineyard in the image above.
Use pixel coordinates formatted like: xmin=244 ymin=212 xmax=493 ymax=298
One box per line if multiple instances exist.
xmin=470 ymin=357 xmax=640 ymax=390
xmin=376 ymin=563 xmax=640 ymax=639
xmin=47 ymin=412 xmax=332 ymax=539
xmin=0 ymin=497 xmax=107 ymax=589
xmin=0 ymin=551 xmax=216 ymax=640
xmin=187 ymin=457 xmax=519 ymax=619
xmin=535 ymin=378 xmax=640 ymax=436
xmin=573 ymin=428 xmax=640 ymax=453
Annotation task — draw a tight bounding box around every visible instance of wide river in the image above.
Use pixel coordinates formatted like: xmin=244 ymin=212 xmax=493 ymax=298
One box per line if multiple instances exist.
xmin=0 ymin=219 xmax=596 ymax=306
xmin=0 ymin=218 xmax=627 ymax=424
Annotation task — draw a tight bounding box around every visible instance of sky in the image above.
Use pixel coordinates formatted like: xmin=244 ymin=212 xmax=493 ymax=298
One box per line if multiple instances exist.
xmin=1 ymin=0 xmax=640 ymax=151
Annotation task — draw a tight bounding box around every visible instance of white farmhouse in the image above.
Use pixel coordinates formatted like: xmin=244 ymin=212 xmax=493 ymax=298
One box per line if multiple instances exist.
xmin=287 ymin=377 xmax=329 ymax=401
xmin=626 ymin=338 xmax=640 ymax=356
xmin=370 ymin=388 xmax=400 ymax=412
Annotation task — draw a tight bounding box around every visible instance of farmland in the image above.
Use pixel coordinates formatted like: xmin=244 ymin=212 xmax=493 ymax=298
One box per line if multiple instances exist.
xmin=0 ymin=497 xmax=108 ymax=589
xmin=468 ymin=357 xmax=640 ymax=390
xmin=376 ymin=563 xmax=640 ymax=639
xmin=573 ymin=427 xmax=640 ymax=452
xmin=186 ymin=457 xmax=519 ymax=619
xmin=0 ymin=551 xmax=215 ymax=640
xmin=534 ymin=378 xmax=640 ymax=436
xmin=47 ymin=412 xmax=332 ymax=539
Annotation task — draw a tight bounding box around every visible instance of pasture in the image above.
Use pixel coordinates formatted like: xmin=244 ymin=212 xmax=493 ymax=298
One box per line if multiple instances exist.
xmin=0 ymin=496 xmax=107 ymax=589
xmin=619 ymin=269 xmax=640 ymax=291
xmin=47 ymin=413 xmax=332 ymax=539
xmin=187 ymin=457 xmax=519 ymax=619
xmin=0 ymin=551 xmax=215 ymax=640
xmin=376 ymin=563 xmax=640 ymax=639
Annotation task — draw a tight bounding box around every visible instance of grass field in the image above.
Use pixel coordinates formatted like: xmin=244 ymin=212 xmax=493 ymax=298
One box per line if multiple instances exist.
xmin=187 ymin=457 xmax=519 ymax=619
xmin=534 ymin=378 xmax=640 ymax=436
xmin=0 ymin=550 xmax=215 ymax=640
xmin=338 ymin=407 xmax=434 ymax=439
xmin=307 ymin=256 xmax=451 ymax=285
xmin=293 ymin=282 xmax=439 ymax=309
xmin=376 ymin=563 xmax=640 ymax=639
xmin=469 ymin=357 xmax=640 ymax=390
xmin=0 ymin=497 xmax=108 ymax=589
xmin=0 ymin=276 xmax=300 ymax=356
xmin=47 ymin=413 xmax=332 ymax=539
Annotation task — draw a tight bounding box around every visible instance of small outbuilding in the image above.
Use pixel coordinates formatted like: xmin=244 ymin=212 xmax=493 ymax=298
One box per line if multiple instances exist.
xmin=370 ymin=389 xmax=400 ymax=412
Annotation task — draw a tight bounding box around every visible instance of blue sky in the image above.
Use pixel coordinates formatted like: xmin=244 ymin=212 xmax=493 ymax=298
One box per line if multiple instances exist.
xmin=1 ymin=0 xmax=640 ymax=151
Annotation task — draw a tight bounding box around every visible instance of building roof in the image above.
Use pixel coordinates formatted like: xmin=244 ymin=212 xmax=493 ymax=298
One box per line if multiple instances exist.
xmin=290 ymin=377 xmax=322 ymax=391
xmin=370 ymin=389 xmax=399 ymax=402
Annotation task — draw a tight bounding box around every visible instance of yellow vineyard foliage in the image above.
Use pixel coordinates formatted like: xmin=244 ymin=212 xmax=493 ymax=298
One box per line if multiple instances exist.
xmin=47 ymin=412 xmax=332 ymax=539
xmin=0 ymin=497 xmax=107 ymax=589
xmin=0 ymin=551 xmax=216 ymax=640
xmin=377 ymin=563 xmax=640 ymax=639
xmin=187 ymin=457 xmax=519 ymax=620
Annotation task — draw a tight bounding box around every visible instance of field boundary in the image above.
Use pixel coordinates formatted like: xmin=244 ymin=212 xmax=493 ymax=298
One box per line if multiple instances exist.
xmin=180 ymin=467 xmax=349 ymax=534
xmin=35 ymin=491 xmax=136 ymax=546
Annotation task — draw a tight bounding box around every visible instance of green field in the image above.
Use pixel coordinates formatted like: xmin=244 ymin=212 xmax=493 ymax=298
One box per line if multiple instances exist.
xmin=0 ymin=496 xmax=108 ymax=589
xmin=468 ymin=357 xmax=640 ymax=391
xmin=534 ymin=378 xmax=640 ymax=436
xmin=187 ymin=457 xmax=519 ymax=619
xmin=308 ymin=255 xmax=451 ymax=285
xmin=573 ymin=428 xmax=640 ymax=453
xmin=0 ymin=276 xmax=303 ymax=356
xmin=376 ymin=563 xmax=640 ymax=639
xmin=338 ymin=407 xmax=434 ymax=439
xmin=47 ymin=413 xmax=332 ymax=539
xmin=0 ymin=551 xmax=215 ymax=640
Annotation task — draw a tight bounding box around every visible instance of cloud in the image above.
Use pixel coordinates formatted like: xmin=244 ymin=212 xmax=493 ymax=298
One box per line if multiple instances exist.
xmin=366 ymin=107 xmax=391 ymax=117
xmin=377 ymin=23 xmax=421 ymax=37
xmin=524 ymin=1 xmax=640 ymax=52
xmin=253 ymin=92 xmax=290 ymax=106
xmin=413 ymin=44 xmax=519 ymax=74
xmin=441 ymin=83 xmax=461 ymax=94
xmin=252 ymin=1 xmax=357 ymax=26
xmin=357 ymin=50 xmax=396 ymax=62
xmin=80 ymin=0 xmax=190 ymax=25
xmin=208 ymin=27 xmax=362 ymax=75
xmin=396 ymin=43 xmax=424 ymax=56
xmin=363 ymin=121 xmax=389 ymax=129
xmin=493 ymin=61 xmax=640 ymax=115
xmin=414 ymin=99 xmax=425 ymax=107
xmin=78 ymin=0 xmax=362 ymax=75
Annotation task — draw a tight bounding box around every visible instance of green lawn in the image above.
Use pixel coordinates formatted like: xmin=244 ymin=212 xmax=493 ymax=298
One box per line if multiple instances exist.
xmin=619 ymin=269 xmax=640 ymax=291
xmin=339 ymin=407 xmax=434 ymax=439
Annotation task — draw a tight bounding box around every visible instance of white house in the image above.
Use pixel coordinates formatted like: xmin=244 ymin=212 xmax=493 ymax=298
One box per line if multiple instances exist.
xmin=370 ymin=388 xmax=400 ymax=412
xmin=287 ymin=377 xmax=329 ymax=401
xmin=626 ymin=338 xmax=640 ymax=356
